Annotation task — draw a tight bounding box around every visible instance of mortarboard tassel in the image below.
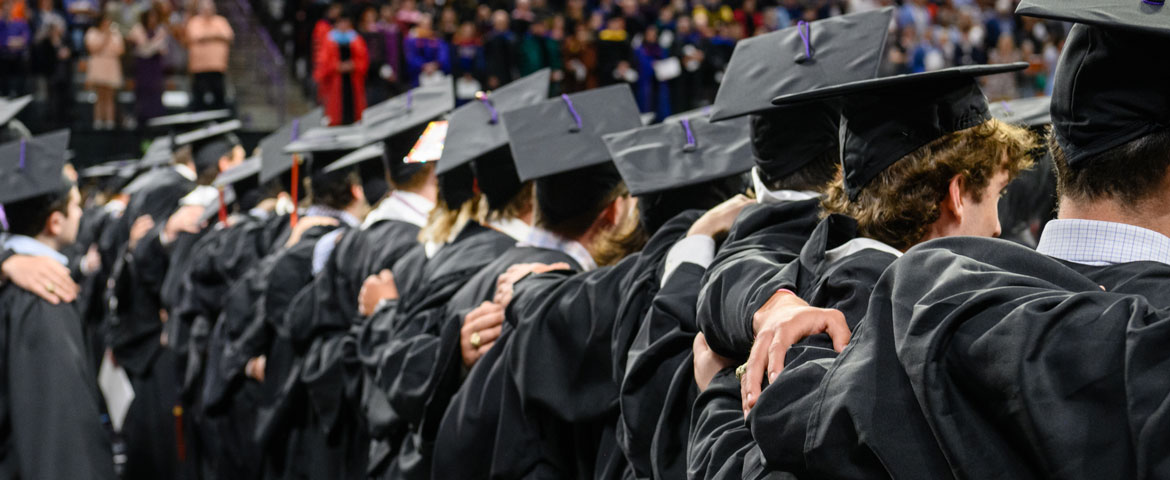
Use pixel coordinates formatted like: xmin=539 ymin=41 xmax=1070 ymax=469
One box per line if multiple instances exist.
xmin=681 ymin=119 xmax=698 ymax=152
xmin=796 ymin=20 xmax=814 ymax=63
xmin=560 ymin=94 xmax=583 ymax=133
xmin=217 ymin=187 xmax=229 ymax=226
xmin=289 ymin=119 xmax=301 ymax=228
xmin=19 ymin=138 xmax=26 ymax=169
xmin=476 ymin=91 xmax=499 ymax=124
xmin=0 ymin=205 xmax=8 ymax=231
xmin=406 ymin=90 xmax=414 ymax=113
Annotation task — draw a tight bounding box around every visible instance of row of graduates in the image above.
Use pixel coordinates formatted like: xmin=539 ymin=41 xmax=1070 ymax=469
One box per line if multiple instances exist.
xmin=3 ymin=0 xmax=1170 ymax=478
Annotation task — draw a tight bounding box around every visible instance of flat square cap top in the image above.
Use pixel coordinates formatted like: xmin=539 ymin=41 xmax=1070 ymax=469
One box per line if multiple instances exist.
xmin=0 ymin=96 xmax=32 ymax=127
xmin=0 ymin=130 xmax=72 ymax=205
xmin=146 ymin=109 xmax=233 ymax=128
xmin=709 ymin=8 xmax=893 ymax=121
xmin=604 ymin=115 xmax=754 ymax=196
xmin=989 ymin=96 xmax=1052 ymax=127
xmin=503 ymin=84 xmax=642 ymax=181
xmin=437 ymin=69 xmax=550 ymax=175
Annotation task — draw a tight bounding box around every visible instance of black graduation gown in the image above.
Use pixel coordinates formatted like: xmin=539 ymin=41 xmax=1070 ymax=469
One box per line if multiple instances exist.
xmin=498 ymin=210 xmax=702 ymax=480
xmin=286 ymin=218 xmax=422 ymax=480
xmin=689 ymin=215 xmax=897 ymax=479
xmin=695 ymin=198 xmax=823 ymax=360
xmin=428 ymin=247 xmax=583 ymax=480
xmin=749 ymin=236 xmax=1170 ymax=479
xmin=0 ymin=284 xmax=117 ymax=480
xmin=103 ymin=171 xmax=197 ymax=480
xmin=357 ymin=222 xmax=517 ymax=479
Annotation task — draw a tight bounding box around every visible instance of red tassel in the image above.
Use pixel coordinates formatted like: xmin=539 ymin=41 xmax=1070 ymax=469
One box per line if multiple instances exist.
xmin=290 ymin=154 xmax=300 ymax=228
xmin=217 ymin=188 xmax=229 ymax=226
xmin=173 ymin=405 xmax=186 ymax=462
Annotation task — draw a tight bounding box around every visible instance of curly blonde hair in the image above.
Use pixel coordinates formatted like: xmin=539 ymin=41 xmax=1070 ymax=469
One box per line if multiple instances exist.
xmin=822 ymin=118 xmax=1038 ymax=251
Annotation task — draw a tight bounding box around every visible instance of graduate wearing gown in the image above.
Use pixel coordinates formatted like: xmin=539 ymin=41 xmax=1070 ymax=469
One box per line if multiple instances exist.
xmin=690 ymin=50 xmax=1038 ymax=480
xmin=357 ymin=70 xmax=547 ymax=480
xmin=105 ymin=119 xmax=245 ymax=480
xmin=430 ymin=85 xmax=643 ymax=479
xmin=495 ymin=114 xmax=754 ymax=479
xmin=0 ymin=131 xmax=117 ymax=480
xmin=747 ymin=6 xmax=1170 ymax=478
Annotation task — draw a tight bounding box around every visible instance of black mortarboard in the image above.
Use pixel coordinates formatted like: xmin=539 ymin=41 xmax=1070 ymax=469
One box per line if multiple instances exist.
xmin=989 ymin=96 xmax=1052 ymax=127
xmin=138 ymin=136 xmax=175 ymax=170
xmin=709 ymin=8 xmax=893 ymax=122
xmin=772 ymin=63 xmax=1027 ymax=199
xmin=213 ymin=155 xmax=262 ymax=188
xmin=174 ymin=119 xmax=243 ymax=172
xmin=1016 ymin=0 xmax=1168 ymax=36
xmin=146 ymin=109 xmax=233 ymax=128
xmin=504 ymin=84 xmax=642 ymax=181
xmin=79 ymin=159 xmax=135 ymax=179
xmin=437 ymin=69 xmax=550 ymax=176
xmin=259 ymin=109 xmax=327 ymax=184
xmin=362 ymin=80 xmax=455 ymax=127
xmin=750 ymin=101 xmax=841 ymax=182
xmin=322 ymin=143 xmax=383 ymax=173
xmin=1012 ymin=0 xmax=1170 ymax=167
xmin=662 ymin=106 xmax=714 ymax=124
xmin=0 ymin=130 xmax=72 ymax=205
xmin=603 ymin=116 xmax=754 ymax=196
xmin=0 ymin=95 xmax=31 ymax=127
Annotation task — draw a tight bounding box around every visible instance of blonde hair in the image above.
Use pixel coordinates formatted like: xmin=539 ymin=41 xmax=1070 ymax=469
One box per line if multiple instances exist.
xmin=417 ymin=192 xmax=488 ymax=245
xmin=822 ymin=118 xmax=1038 ymax=250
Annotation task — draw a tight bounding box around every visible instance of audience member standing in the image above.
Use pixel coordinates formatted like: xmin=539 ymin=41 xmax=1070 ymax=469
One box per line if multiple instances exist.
xmin=358 ymin=5 xmax=390 ymax=105
xmin=129 ymin=4 xmax=168 ymax=124
xmin=403 ymin=13 xmax=448 ymax=87
xmin=451 ymin=21 xmax=483 ymax=104
xmin=482 ymin=9 xmax=514 ymax=89
xmin=561 ymin=22 xmax=597 ymax=93
xmin=633 ymin=24 xmax=671 ymax=119
xmin=184 ymin=0 xmax=232 ymax=111
xmin=30 ymin=0 xmax=71 ymax=124
xmin=0 ymin=0 xmax=31 ymax=96
xmin=84 ymin=11 xmax=123 ymax=129
xmin=315 ymin=11 xmax=368 ymax=125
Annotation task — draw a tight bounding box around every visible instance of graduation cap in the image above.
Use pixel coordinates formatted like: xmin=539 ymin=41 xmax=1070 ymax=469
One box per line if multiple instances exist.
xmin=0 ymin=130 xmax=72 ymax=206
xmin=709 ymin=8 xmax=894 ymax=122
xmin=362 ymin=79 xmax=455 ymax=126
xmin=1016 ymin=0 xmax=1168 ymax=36
xmin=79 ymin=159 xmax=136 ymax=179
xmin=1013 ymin=0 xmax=1169 ymax=167
xmin=772 ymin=63 xmax=1027 ymax=199
xmin=503 ymin=84 xmax=642 ymax=181
xmin=750 ymin=101 xmax=841 ymax=182
xmin=662 ymin=106 xmax=713 ymax=124
xmin=212 ymin=155 xmax=262 ymax=188
xmin=174 ymin=119 xmax=243 ymax=172
xmin=437 ymin=69 xmax=550 ymax=176
xmin=146 ymin=109 xmax=233 ymax=128
xmin=0 ymin=95 xmax=32 ymax=127
xmin=137 ymin=136 xmax=175 ymax=170
xmin=989 ymin=96 xmax=1052 ymax=127
xmin=322 ymin=143 xmax=383 ymax=174
xmin=259 ymin=109 xmax=327 ymax=184
xmin=603 ymin=115 xmax=754 ymax=196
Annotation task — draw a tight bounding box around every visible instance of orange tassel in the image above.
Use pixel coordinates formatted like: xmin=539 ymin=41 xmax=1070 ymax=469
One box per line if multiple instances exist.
xmin=290 ymin=154 xmax=300 ymax=228
xmin=217 ymin=188 xmax=229 ymax=226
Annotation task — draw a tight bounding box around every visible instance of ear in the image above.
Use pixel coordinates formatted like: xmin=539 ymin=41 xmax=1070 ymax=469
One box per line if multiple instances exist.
xmin=351 ymin=183 xmax=366 ymax=203
xmin=942 ymin=173 xmax=966 ymax=224
xmin=218 ymin=155 xmax=232 ymax=174
xmin=600 ymin=197 xmax=622 ymax=227
xmin=45 ymin=210 xmax=66 ymax=237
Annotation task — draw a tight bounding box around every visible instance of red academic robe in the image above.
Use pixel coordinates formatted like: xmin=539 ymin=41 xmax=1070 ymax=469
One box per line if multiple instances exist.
xmin=314 ymin=33 xmax=369 ymax=126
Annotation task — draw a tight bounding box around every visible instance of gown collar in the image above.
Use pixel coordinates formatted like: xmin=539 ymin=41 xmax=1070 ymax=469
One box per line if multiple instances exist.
xmin=752 ymin=167 xmax=821 ymax=205
xmin=3 ymin=235 xmax=69 ymax=266
xmin=1037 ymin=219 xmax=1170 ymax=266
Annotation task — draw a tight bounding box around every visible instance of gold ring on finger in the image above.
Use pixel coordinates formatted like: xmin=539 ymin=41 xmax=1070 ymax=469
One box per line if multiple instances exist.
xmin=45 ymin=283 xmax=56 ymax=295
xmin=470 ymin=331 xmax=482 ymax=349
xmin=735 ymin=363 xmax=747 ymax=381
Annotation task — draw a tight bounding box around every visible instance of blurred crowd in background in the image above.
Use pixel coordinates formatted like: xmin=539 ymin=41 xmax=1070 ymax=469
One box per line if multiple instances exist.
xmin=0 ymin=0 xmax=1067 ymax=131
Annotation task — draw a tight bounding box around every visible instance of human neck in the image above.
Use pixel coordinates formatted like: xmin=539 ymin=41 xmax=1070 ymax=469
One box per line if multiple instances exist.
xmin=1058 ymin=196 xmax=1170 ymax=238
xmin=33 ymin=233 xmax=63 ymax=252
xmin=401 ymin=182 xmax=438 ymax=205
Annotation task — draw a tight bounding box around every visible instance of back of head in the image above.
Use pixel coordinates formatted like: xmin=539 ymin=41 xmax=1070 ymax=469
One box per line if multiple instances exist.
xmin=750 ymin=103 xmax=840 ymax=193
xmin=823 ymin=118 xmax=1037 ymax=250
xmin=638 ymin=172 xmax=747 ymax=234
xmin=4 ymin=176 xmax=73 ymax=238
xmin=534 ymin=162 xmax=625 ymax=240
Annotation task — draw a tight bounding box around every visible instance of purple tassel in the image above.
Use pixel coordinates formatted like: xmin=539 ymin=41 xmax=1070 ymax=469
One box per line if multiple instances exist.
xmin=560 ymin=94 xmax=583 ymax=132
xmin=0 ymin=205 xmax=8 ymax=231
xmin=19 ymin=139 xmax=26 ymax=169
xmin=681 ymin=119 xmax=697 ymax=152
xmin=797 ymin=21 xmax=813 ymax=61
xmin=291 ymin=119 xmax=300 ymax=141
xmin=477 ymin=93 xmax=499 ymax=124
